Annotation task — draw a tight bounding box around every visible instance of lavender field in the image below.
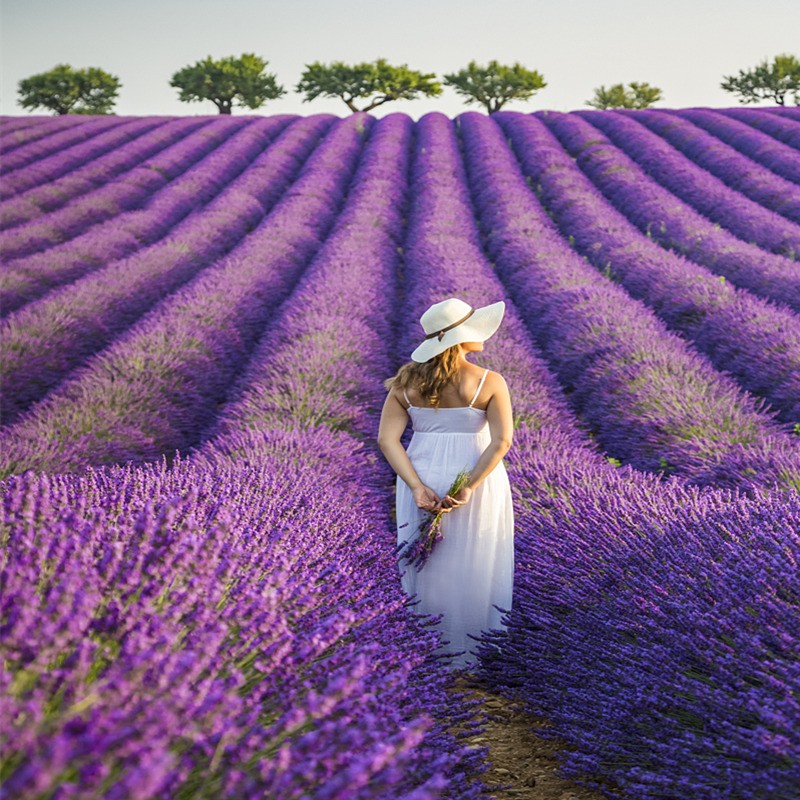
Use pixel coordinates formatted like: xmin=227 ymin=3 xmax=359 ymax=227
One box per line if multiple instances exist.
xmin=1 ymin=108 xmax=799 ymax=799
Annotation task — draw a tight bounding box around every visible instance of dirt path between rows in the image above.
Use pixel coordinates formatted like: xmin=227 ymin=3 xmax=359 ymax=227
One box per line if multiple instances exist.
xmin=449 ymin=674 xmax=611 ymax=800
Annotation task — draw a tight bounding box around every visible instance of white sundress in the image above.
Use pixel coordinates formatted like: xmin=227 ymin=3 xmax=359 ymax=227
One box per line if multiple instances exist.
xmin=395 ymin=369 xmax=515 ymax=670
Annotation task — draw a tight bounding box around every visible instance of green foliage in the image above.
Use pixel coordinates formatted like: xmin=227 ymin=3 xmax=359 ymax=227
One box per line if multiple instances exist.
xmin=170 ymin=53 xmax=285 ymax=114
xmin=443 ymin=60 xmax=546 ymax=113
xmin=721 ymin=53 xmax=800 ymax=106
xmin=17 ymin=63 xmax=121 ymax=115
xmin=295 ymin=58 xmax=442 ymax=112
xmin=586 ymin=82 xmax=663 ymax=109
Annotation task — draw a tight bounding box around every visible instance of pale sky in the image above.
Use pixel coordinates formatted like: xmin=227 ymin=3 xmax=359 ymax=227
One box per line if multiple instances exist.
xmin=2 ymin=0 xmax=798 ymax=118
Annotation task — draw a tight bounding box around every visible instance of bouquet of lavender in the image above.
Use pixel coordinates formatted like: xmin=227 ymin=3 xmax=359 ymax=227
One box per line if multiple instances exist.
xmin=403 ymin=467 xmax=472 ymax=570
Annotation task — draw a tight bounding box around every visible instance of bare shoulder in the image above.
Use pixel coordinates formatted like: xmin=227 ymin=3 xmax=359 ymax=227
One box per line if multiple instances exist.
xmin=388 ymin=385 xmax=406 ymax=404
xmin=483 ymin=369 xmax=509 ymax=392
xmin=475 ymin=368 xmax=509 ymax=409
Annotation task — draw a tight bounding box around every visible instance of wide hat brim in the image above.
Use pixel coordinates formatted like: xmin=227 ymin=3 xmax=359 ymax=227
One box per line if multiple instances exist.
xmin=410 ymin=301 xmax=506 ymax=362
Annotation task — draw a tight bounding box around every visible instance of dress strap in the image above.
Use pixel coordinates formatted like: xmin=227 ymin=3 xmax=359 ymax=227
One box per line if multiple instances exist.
xmin=402 ymin=388 xmax=414 ymax=409
xmin=469 ymin=369 xmax=489 ymax=407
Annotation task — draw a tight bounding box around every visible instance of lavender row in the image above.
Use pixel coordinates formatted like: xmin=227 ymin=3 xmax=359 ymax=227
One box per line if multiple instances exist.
xmin=0 ymin=117 xmax=212 ymax=231
xmin=196 ymin=112 xmax=492 ymax=797
xmin=630 ymin=109 xmax=800 ymax=224
xmin=462 ymin=111 xmax=800 ymax=491
xmin=722 ymin=107 xmax=800 ymax=149
xmin=0 ymin=116 xmax=119 ymax=170
xmin=476 ymin=451 xmax=800 ymax=800
xmin=0 ymin=116 xmax=257 ymax=264
xmin=577 ymin=108 xmax=800 ymax=256
xmin=0 ymin=117 xmax=162 ymax=190
xmin=0 ymin=429 xmax=485 ymax=799
xmin=0 ymin=115 xmax=60 ymax=136
xmin=0 ymin=116 xmax=330 ymax=424
xmin=537 ymin=110 xmax=800 ymax=311
xmin=489 ymin=111 xmax=800 ymax=425
xmin=0 ymin=115 xmax=93 ymax=150
xmin=0 ymin=116 xmax=268 ymax=314
xmin=768 ymin=107 xmax=800 ymax=121
xmin=0 ymin=115 xmax=368 ymax=478
xmin=678 ymin=108 xmax=800 ymax=184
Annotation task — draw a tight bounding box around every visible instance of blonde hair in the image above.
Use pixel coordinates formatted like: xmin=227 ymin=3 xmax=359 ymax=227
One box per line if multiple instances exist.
xmin=383 ymin=345 xmax=462 ymax=408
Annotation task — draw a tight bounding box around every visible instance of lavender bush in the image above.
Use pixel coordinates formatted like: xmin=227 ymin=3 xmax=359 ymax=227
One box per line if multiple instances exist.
xmin=1 ymin=432 xmax=488 ymax=799
xmin=767 ymin=107 xmax=800 ymax=120
xmin=0 ymin=114 xmax=366 ymax=476
xmin=0 ymin=117 xmax=256 ymax=265
xmin=401 ymin=112 xmax=800 ymax=799
xmin=477 ymin=453 xmax=800 ymax=800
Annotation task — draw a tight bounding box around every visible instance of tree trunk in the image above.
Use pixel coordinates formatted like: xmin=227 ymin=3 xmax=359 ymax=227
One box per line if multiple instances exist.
xmin=362 ymin=96 xmax=390 ymax=112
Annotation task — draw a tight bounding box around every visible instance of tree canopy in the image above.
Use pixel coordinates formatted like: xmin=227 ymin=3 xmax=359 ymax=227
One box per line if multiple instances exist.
xmin=586 ymin=82 xmax=663 ymax=109
xmin=721 ymin=54 xmax=800 ymax=106
xmin=17 ymin=64 xmax=121 ymax=115
xmin=170 ymin=53 xmax=285 ymax=114
xmin=295 ymin=59 xmax=442 ymax=112
xmin=442 ymin=60 xmax=546 ymax=113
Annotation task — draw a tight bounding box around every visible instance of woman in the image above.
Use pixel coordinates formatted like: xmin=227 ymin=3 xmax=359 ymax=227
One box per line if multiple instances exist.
xmin=377 ymin=297 xmax=515 ymax=670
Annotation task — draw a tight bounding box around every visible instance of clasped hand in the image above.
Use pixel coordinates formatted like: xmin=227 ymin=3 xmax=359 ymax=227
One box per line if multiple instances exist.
xmin=412 ymin=484 xmax=473 ymax=514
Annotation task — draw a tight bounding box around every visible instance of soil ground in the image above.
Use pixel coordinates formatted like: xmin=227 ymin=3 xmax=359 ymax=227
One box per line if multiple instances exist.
xmin=448 ymin=674 xmax=610 ymax=800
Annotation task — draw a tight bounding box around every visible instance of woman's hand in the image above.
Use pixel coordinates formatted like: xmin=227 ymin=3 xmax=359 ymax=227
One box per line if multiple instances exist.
xmin=436 ymin=485 xmax=473 ymax=513
xmin=412 ymin=485 xmax=441 ymax=513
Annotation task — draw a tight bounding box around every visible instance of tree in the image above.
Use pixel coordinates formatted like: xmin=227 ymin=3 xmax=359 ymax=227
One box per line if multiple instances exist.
xmin=170 ymin=53 xmax=285 ymax=114
xmin=442 ymin=60 xmax=546 ymax=114
xmin=721 ymin=54 xmax=800 ymax=106
xmin=296 ymin=58 xmax=442 ymax=112
xmin=586 ymin=82 xmax=663 ymax=109
xmin=17 ymin=64 xmax=121 ymax=115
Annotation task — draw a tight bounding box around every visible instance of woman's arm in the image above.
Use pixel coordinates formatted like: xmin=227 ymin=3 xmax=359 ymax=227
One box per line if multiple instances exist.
xmin=377 ymin=390 xmax=441 ymax=512
xmin=440 ymin=373 xmax=513 ymax=510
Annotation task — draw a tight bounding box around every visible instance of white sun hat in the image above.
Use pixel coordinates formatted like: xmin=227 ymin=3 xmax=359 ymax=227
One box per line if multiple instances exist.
xmin=411 ymin=297 xmax=506 ymax=363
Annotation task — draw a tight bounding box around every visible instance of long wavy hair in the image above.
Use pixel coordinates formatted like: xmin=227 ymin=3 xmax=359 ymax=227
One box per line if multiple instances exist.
xmin=383 ymin=345 xmax=462 ymax=408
